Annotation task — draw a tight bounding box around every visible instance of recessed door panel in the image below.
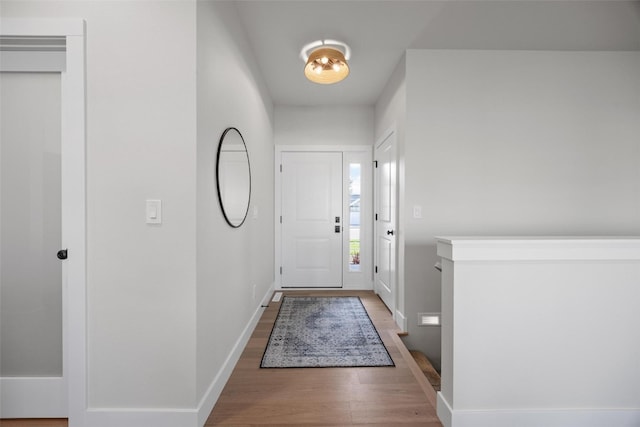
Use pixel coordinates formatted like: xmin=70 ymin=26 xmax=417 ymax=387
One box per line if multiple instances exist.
xmin=377 ymin=236 xmax=392 ymax=294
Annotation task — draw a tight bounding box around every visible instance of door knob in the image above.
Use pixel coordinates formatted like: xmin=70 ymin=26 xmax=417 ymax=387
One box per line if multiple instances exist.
xmin=386 ymin=230 xmax=394 ymax=236
xmin=57 ymin=249 xmax=68 ymax=260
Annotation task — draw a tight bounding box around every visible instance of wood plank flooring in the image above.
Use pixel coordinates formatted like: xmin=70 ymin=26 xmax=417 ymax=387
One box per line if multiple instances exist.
xmin=1 ymin=290 xmax=441 ymax=427
xmin=206 ymin=290 xmax=441 ymax=426
xmin=0 ymin=420 xmax=67 ymax=427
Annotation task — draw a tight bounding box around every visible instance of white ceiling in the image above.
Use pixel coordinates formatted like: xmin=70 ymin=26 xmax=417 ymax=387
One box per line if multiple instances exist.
xmin=235 ymin=0 xmax=640 ymax=107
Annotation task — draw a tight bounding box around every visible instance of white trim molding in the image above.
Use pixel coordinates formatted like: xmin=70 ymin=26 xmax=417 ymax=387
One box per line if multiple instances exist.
xmin=85 ymin=408 xmax=197 ymax=427
xmin=395 ymin=309 xmax=407 ymax=332
xmin=438 ymin=393 xmax=640 ymax=427
xmin=436 ymin=236 xmax=640 ymax=262
xmin=0 ymin=377 xmax=66 ymax=418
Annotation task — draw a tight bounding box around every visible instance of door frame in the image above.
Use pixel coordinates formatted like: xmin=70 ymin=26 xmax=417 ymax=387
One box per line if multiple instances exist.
xmin=274 ymin=145 xmax=372 ymax=290
xmin=373 ymin=126 xmax=405 ymax=330
xmin=0 ymin=19 xmax=87 ymax=424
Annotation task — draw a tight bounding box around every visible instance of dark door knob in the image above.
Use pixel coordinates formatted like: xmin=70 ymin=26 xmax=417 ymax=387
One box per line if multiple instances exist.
xmin=386 ymin=230 xmax=394 ymax=236
xmin=57 ymin=249 xmax=68 ymax=260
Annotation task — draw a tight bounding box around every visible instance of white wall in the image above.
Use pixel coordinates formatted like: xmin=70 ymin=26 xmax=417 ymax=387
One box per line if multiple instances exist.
xmin=87 ymin=2 xmax=198 ymax=410
xmin=196 ymin=0 xmax=274 ymax=412
xmin=376 ymin=49 xmax=640 ymax=371
xmin=2 ymin=0 xmax=199 ymax=411
xmin=275 ymin=105 xmax=373 ymax=146
xmin=437 ymin=237 xmax=640 ymax=427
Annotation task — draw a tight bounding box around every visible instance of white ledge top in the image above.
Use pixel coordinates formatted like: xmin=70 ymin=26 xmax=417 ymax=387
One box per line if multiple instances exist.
xmin=436 ymin=236 xmax=640 ymax=261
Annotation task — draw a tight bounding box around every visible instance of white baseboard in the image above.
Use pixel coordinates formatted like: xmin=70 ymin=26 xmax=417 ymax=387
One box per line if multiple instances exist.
xmin=83 ymin=284 xmax=275 ymax=427
xmin=196 ymin=283 xmax=275 ymax=426
xmin=276 ymin=285 xmax=373 ymax=291
xmin=436 ymin=392 xmax=453 ymax=427
xmin=0 ymin=376 xmax=67 ymax=418
xmin=85 ymin=408 xmax=197 ymax=427
xmin=436 ymin=392 xmax=640 ymax=427
xmin=395 ymin=309 xmax=407 ymax=331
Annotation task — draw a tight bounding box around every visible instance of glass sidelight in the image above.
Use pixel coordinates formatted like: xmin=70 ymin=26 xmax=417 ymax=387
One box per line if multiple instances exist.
xmin=348 ymin=163 xmax=361 ymax=272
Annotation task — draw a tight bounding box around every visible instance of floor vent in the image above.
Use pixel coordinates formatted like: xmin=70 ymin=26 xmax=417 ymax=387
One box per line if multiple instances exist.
xmin=272 ymin=292 xmax=283 ymax=302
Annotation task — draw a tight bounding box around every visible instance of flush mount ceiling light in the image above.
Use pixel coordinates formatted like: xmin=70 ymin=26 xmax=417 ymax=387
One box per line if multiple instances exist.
xmin=300 ymin=39 xmax=351 ymax=84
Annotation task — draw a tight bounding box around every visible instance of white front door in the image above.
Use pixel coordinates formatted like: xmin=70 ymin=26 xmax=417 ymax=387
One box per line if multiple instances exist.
xmin=281 ymin=152 xmax=343 ymax=287
xmin=374 ymin=131 xmax=397 ymax=313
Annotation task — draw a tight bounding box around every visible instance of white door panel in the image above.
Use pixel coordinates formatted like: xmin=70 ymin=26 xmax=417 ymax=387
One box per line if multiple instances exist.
xmin=281 ymin=152 xmax=343 ymax=287
xmin=375 ymin=132 xmax=396 ymax=313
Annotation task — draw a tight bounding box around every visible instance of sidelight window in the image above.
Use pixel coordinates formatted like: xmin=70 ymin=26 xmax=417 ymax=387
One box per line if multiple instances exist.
xmin=349 ymin=163 xmax=361 ymax=272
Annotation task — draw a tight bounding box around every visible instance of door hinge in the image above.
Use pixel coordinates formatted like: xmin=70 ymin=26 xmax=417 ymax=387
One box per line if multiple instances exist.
xmin=280 ymin=215 xmax=282 ymax=224
xmin=375 ymin=213 xmax=378 ymax=221
xmin=373 ymin=160 xmax=378 ymax=168
xmin=375 ymin=266 xmax=378 ymax=273
xmin=280 ymin=266 xmax=283 ymax=275
xmin=280 ymin=164 xmax=282 ymax=172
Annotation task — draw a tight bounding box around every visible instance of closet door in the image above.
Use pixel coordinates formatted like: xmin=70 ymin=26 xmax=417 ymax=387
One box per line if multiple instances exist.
xmin=1 ymin=21 xmax=86 ymax=422
xmin=374 ymin=130 xmax=397 ymax=314
xmin=1 ymin=71 xmax=66 ymax=415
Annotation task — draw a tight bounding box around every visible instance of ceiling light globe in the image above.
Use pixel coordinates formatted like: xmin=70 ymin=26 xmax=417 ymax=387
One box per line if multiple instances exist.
xmin=303 ymin=47 xmax=349 ymax=84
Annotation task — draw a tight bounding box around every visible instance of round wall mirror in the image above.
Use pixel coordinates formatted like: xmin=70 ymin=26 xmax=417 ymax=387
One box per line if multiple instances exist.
xmin=216 ymin=127 xmax=251 ymax=228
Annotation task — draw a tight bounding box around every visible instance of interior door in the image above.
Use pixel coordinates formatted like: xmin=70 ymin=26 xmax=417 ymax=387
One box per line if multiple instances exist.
xmin=0 ymin=71 xmax=66 ymax=415
xmin=374 ymin=132 xmax=397 ymax=313
xmin=281 ymin=152 xmax=343 ymax=287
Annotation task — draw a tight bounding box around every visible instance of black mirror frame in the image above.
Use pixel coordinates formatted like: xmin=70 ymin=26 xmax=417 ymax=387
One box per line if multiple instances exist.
xmin=216 ymin=127 xmax=251 ymax=228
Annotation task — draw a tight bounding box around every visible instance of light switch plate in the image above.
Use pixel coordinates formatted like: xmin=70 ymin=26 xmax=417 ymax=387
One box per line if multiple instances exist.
xmin=146 ymin=199 xmax=162 ymax=224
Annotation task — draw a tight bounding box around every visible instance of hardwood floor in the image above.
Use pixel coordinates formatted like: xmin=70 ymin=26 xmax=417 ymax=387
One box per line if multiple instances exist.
xmin=1 ymin=290 xmax=442 ymax=427
xmin=0 ymin=420 xmax=67 ymax=427
xmin=206 ymin=290 xmax=441 ymax=426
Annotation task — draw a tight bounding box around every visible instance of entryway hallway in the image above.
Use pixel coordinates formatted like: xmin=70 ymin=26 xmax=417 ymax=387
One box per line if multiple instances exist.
xmin=206 ymin=290 xmax=441 ymax=426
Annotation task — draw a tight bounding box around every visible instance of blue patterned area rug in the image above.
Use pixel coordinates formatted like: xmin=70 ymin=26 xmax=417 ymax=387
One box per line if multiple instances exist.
xmin=260 ymin=296 xmax=395 ymax=368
